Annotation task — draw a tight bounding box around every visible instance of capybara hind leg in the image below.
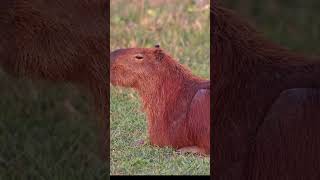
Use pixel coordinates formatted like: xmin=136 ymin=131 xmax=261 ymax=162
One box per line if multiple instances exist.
xmin=177 ymin=146 xmax=206 ymax=155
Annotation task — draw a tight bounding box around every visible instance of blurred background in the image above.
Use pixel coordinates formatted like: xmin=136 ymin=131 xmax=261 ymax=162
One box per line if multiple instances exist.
xmin=110 ymin=0 xmax=210 ymax=175
xmin=0 ymin=21 xmax=108 ymax=180
xmin=0 ymin=73 xmax=107 ymax=179
xmin=221 ymin=0 xmax=320 ymax=55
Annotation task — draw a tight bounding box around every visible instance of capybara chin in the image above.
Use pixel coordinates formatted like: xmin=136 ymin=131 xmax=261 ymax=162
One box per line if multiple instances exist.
xmin=110 ymin=46 xmax=210 ymax=154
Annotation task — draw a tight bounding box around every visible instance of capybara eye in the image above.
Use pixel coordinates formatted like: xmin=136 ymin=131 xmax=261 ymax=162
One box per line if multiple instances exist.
xmin=135 ymin=54 xmax=144 ymax=60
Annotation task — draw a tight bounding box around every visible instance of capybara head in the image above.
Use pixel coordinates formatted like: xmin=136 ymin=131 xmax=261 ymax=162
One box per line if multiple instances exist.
xmin=110 ymin=46 xmax=171 ymax=88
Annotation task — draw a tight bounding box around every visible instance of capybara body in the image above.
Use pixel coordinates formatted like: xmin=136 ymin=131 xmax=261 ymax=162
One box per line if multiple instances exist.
xmin=249 ymin=88 xmax=320 ymax=179
xmin=212 ymin=1 xmax=320 ymax=179
xmin=110 ymin=47 xmax=210 ymax=154
xmin=0 ymin=0 xmax=108 ymax=160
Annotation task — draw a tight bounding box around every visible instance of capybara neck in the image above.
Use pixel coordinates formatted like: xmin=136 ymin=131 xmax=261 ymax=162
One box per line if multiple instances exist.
xmin=138 ymin=53 xmax=204 ymax=107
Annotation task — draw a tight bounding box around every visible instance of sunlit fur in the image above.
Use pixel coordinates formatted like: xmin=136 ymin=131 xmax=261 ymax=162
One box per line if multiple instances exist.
xmin=111 ymin=47 xmax=210 ymax=154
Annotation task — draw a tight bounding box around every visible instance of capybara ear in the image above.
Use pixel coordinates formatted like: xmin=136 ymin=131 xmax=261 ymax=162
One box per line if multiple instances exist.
xmin=154 ymin=49 xmax=164 ymax=62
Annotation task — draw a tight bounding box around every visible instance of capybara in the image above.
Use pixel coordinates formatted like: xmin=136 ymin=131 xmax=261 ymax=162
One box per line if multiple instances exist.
xmin=0 ymin=0 xmax=108 ymax=161
xmin=110 ymin=45 xmax=210 ymax=154
xmin=249 ymin=88 xmax=320 ymax=179
xmin=212 ymin=1 xmax=320 ymax=179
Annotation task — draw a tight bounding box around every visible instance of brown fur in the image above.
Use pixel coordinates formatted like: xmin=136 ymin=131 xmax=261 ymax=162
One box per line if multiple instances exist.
xmin=212 ymin=1 xmax=320 ymax=179
xmin=250 ymin=88 xmax=320 ymax=179
xmin=0 ymin=0 xmax=109 ymax=161
xmin=110 ymin=47 xmax=210 ymax=154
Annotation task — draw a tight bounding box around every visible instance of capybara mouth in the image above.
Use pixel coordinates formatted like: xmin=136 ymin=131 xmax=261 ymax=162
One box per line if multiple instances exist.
xmin=110 ymin=67 xmax=128 ymax=87
xmin=110 ymin=50 xmax=120 ymax=86
xmin=110 ymin=49 xmax=124 ymax=86
xmin=109 ymin=68 xmax=119 ymax=86
xmin=110 ymin=70 xmax=115 ymax=85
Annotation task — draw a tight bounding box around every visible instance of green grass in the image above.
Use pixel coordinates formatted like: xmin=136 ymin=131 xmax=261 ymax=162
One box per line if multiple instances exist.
xmin=110 ymin=0 xmax=210 ymax=175
xmin=0 ymin=70 xmax=108 ymax=179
